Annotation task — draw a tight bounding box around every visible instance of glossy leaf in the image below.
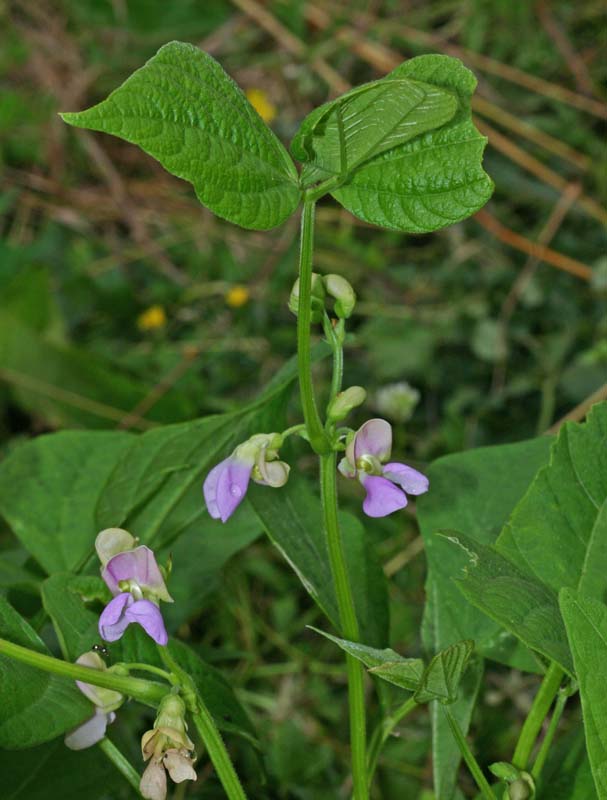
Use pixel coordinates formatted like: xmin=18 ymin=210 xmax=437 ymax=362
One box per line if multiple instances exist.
xmin=248 ymin=476 xmax=389 ymax=647
xmin=449 ymin=532 xmax=573 ymax=674
xmin=41 ymin=573 xmax=106 ymax=660
xmin=310 ymin=627 xmax=424 ymax=691
xmin=329 ymin=55 xmax=493 ymax=232
xmin=412 ymin=640 xmax=474 ymax=704
xmin=498 ymin=402 xmax=607 ymax=599
xmin=61 ymin=41 xmax=300 ymax=230
xmin=0 ymin=596 xmax=91 ymax=748
xmin=0 ymin=430 xmax=134 ymax=575
xmin=291 ymin=77 xmax=457 ymax=176
xmin=560 ymin=590 xmax=607 ymax=799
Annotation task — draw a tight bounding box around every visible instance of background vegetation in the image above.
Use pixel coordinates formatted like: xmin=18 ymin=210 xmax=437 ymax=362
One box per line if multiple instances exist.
xmin=1 ymin=1 xmax=605 ymax=797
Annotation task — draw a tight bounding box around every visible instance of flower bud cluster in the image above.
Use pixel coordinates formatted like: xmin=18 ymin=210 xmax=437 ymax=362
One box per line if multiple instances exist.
xmin=140 ymin=694 xmax=197 ymax=800
xmin=289 ymin=272 xmax=356 ymax=320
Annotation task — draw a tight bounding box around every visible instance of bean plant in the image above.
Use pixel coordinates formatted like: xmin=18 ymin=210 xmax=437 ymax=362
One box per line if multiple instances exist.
xmin=0 ymin=41 xmax=604 ymax=800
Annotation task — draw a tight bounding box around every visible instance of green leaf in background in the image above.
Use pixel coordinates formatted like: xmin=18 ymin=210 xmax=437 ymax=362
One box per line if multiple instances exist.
xmin=248 ymin=476 xmax=389 ymax=647
xmin=0 ymin=431 xmax=134 ymax=575
xmin=41 ymin=573 xmax=106 ymax=660
xmin=0 ymin=738 xmax=122 ymax=800
xmin=0 ymin=595 xmax=91 ymax=749
xmin=498 ymin=402 xmax=607 ymax=599
xmin=417 ymin=437 xmax=552 ymax=670
xmin=449 ymin=532 xmax=573 ymax=674
xmin=329 ymin=55 xmax=494 ymax=232
xmin=416 ymin=436 xmax=551 ymax=800
xmin=291 ymin=77 xmax=457 ymax=177
xmin=537 ymin=724 xmax=595 ymax=800
xmin=61 ymin=41 xmax=300 ymax=230
xmin=560 ymin=590 xmax=607 ymax=799
xmin=412 ymin=640 xmax=474 ymax=704
xmin=310 ymin=627 xmax=424 ymax=691
xmin=0 ymin=312 xmax=195 ymax=428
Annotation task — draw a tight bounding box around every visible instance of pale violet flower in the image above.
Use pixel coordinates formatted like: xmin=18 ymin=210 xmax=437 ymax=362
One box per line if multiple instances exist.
xmin=339 ymin=419 xmax=429 ymax=517
xmin=203 ymin=433 xmax=290 ymax=523
xmin=64 ymin=651 xmax=123 ymax=750
xmin=96 ymin=529 xmax=173 ymax=646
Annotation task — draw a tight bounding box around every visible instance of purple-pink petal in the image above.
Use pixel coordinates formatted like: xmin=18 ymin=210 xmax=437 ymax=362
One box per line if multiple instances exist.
xmin=353 ymin=419 xmax=392 ymax=462
xmin=360 ymin=474 xmax=408 ymax=518
xmin=203 ymin=456 xmax=252 ymax=523
xmin=383 ymin=462 xmax=429 ymax=496
xmin=99 ymin=592 xmax=132 ymax=642
xmin=102 ymin=546 xmax=168 ymax=598
xmin=125 ymin=599 xmax=168 ymax=646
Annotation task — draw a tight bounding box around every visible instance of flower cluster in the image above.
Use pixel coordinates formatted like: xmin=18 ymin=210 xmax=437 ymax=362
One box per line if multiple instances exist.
xmin=338 ymin=419 xmax=429 ymax=517
xmin=140 ymin=694 xmax=197 ymax=800
xmin=203 ymin=433 xmax=289 ymax=522
xmin=96 ymin=528 xmax=173 ymax=646
xmin=64 ymin=650 xmax=124 ymax=750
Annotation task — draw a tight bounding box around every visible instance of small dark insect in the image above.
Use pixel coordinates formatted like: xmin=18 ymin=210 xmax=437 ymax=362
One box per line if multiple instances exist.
xmin=91 ymin=643 xmax=110 ymax=658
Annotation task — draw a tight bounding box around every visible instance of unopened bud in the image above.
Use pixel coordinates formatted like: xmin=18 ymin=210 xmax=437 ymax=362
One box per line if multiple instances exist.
xmin=328 ymin=386 xmax=367 ymax=422
xmin=323 ymin=274 xmax=356 ymax=318
xmin=288 ymin=273 xmax=325 ymax=322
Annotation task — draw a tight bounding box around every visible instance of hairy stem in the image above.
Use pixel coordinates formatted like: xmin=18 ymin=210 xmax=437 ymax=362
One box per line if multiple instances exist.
xmin=366 ymin=695 xmax=418 ymax=784
xmin=512 ymin=662 xmax=564 ymax=769
xmin=320 ymin=452 xmax=368 ymax=800
xmin=444 ymin=709 xmax=496 ymax=800
xmin=0 ymin=638 xmax=166 ymax=706
xmin=98 ymin=737 xmax=143 ymax=795
xmin=158 ymin=647 xmax=248 ymax=800
xmin=297 ymin=199 xmax=330 ymax=454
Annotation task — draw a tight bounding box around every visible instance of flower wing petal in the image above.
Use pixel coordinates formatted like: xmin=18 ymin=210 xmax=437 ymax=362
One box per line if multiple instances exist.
xmin=98 ymin=592 xmax=132 ymax=642
xmin=64 ymin=709 xmax=110 ymax=750
xmin=125 ymin=599 xmax=168 ymax=646
xmin=383 ymin=462 xmax=429 ymax=495
xmin=360 ymin=474 xmax=408 ymax=518
xmin=214 ymin=459 xmax=252 ymax=522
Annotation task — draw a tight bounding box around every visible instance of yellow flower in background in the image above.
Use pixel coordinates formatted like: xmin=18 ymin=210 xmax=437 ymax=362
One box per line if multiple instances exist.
xmin=246 ymin=88 xmax=277 ymax=124
xmin=137 ymin=304 xmax=166 ymax=331
xmin=226 ymin=285 xmax=250 ymax=308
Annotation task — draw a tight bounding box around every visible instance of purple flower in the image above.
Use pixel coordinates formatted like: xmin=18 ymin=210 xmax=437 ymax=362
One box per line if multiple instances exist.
xmin=338 ymin=419 xmax=429 ymax=518
xmin=96 ymin=532 xmax=173 ymax=646
xmin=99 ymin=592 xmax=168 ymax=645
xmin=203 ymin=433 xmax=290 ymax=523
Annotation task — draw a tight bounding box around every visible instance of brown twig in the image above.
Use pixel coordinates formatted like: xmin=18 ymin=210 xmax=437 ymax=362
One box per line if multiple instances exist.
xmin=546 ymin=386 xmax=607 ymax=434
xmin=474 ymin=209 xmax=592 ymax=281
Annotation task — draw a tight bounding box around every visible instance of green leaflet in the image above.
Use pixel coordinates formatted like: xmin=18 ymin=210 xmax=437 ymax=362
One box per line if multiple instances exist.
xmin=61 ymin=41 xmax=300 ymax=230
xmin=310 ymin=627 xmax=424 ymax=691
xmin=330 ymin=55 xmax=493 ymax=232
xmin=412 ymin=640 xmax=474 ymax=704
xmin=498 ymin=402 xmax=607 ymax=599
xmin=0 ymin=596 xmax=91 ymax=749
xmin=448 ymin=532 xmax=574 ymax=675
xmin=560 ymin=591 xmax=607 ymax=799
xmin=248 ymin=476 xmax=389 ymax=647
xmin=0 ymin=431 xmax=134 ymax=575
xmin=291 ymin=77 xmax=457 ymax=177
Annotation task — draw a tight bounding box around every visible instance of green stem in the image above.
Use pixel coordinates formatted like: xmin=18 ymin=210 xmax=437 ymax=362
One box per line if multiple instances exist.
xmin=297 ymin=199 xmax=330 ymax=454
xmin=98 ymin=737 xmax=143 ymax=795
xmin=158 ymin=647 xmax=248 ymax=800
xmin=115 ymin=662 xmax=175 ymax=683
xmin=322 ymin=313 xmax=344 ymax=411
xmin=512 ymin=662 xmax=564 ymax=769
xmin=367 ymin=696 xmax=417 ymax=784
xmin=305 ymin=175 xmax=344 ymax=203
xmin=444 ymin=709 xmax=496 ymax=800
xmin=531 ymin=685 xmax=569 ymax=781
xmin=0 ymin=638 xmax=166 ymax=706
xmin=320 ymin=452 xmax=368 ymax=800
